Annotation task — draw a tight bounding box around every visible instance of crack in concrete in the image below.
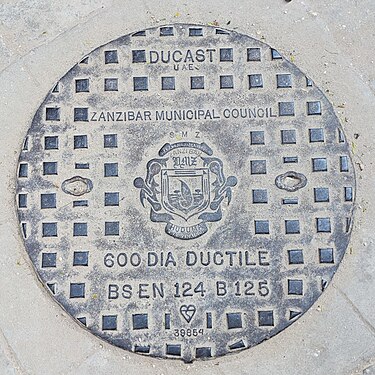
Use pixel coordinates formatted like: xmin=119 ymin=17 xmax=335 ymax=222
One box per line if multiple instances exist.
xmin=335 ymin=285 xmax=375 ymax=337
xmin=0 ymin=327 xmax=28 ymax=375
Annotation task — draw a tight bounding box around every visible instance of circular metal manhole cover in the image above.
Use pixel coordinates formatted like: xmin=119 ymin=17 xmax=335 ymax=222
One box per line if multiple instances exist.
xmin=16 ymin=24 xmax=355 ymax=361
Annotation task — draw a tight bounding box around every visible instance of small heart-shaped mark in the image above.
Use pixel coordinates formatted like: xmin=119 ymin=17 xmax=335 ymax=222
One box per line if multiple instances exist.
xmin=180 ymin=304 xmax=196 ymax=323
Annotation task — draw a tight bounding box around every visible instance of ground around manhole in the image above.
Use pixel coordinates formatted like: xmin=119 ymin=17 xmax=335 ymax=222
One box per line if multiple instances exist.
xmin=0 ymin=0 xmax=374 ymax=374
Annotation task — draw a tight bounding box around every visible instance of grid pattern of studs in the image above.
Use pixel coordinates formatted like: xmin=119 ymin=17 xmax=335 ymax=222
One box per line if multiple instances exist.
xmin=16 ymin=24 xmax=355 ymax=362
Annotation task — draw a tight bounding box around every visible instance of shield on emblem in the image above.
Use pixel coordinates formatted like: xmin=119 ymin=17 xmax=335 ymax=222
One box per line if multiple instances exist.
xmin=161 ymin=168 xmax=210 ymax=220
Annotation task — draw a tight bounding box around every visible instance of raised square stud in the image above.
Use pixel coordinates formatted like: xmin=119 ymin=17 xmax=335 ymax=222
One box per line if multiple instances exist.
xmin=77 ymin=317 xmax=87 ymax=326
xmin=132 ymin=50 xmax=146 ymax=63
xmin=132 ymin=314 xmax=148 ymax=330
xmin=41 ymin=193 xmax=56 ymax=209
xmin=43 ymin=162 xmax=57 ymax=175
xmin=314 ymin=188 xmax=329 ymax=202
xmin=288 ymin=279 xmax=303 ymax=295
xmin=319 ymin=248 xmax=334 ymax=263
xmin=105 ymin=192 xmax=120 ymax=206
xmin=271 ymin=49 xmax=282 ymax=59
xmin=73 ymin=222 xmax=87 ymax=236
xmin=42 ymin=253 xmax=56 ymax=268
xmin=252 ymin=189 xmax=268 ymax=204
xmin=306 ymin=77 xmax=313 ymax=87
xmin=44 ymin=136 xmax=58 ymax=150
xmin=70 ymin=283 xmax=85 ymax=298
xmin=288 ymin=249 xmax=304 ymax=264
xmin=18 ymin=163 xmax=28 ymax=177
xmin=285 ymin=220 xmax=300 ymax=234
xmin=166 ymin=344 xmax=181 ymax=356
xmin=102 ymin=315 xmax=117 ymax=330
xmin=206 ymin=313 xmax=212 ymax=329
xmin=134 ymin=346 xmax=150 ymax=354
xmin=309 ymin=128 xmax=324 ymax=143
xmin=22 ymin=136 xmax=28 ymax=151
xmin=307 ymin=101 xmax=322 ymax=115
xmin=283 ymin=156 xmax=298 ymax=163
xmin=189 ymin=28 xmax=203 ymax=36
xmin=73 ymin=200 xmax=88 ymax=207
xmin=160 ymin=26 xmax=174 ymax=36
xmin=47 ymin=283 xmax=56 ymax=294
xmin=191 ymin=76 xmax=204 ymax=89
xmin=312 ymin=158 xmax=327 ymax=172
xmin=104 ymin=134 xmax=118 ymax=148
xmin=249 ymin=74 xmax=263 ymax=88
xmin=104 ymin=163 xmax=118 ymax=177
xmin=283 ymin=197 xmax=298 ymax=205
xmin=277 ymin=74 xmax=292 ymax=88
xmin=21 ymin=223 xmax=27 ymax=237
xmin=258 ymin=311 xmax=274 ymax=326
xmin=216 ymin=29 xmax=230 ymax=35
xmin=18 ymin=193 xmax=27 ymax=208
xmin=255 ymin=220 xmax=270 ymax=234
xmin=228 ymin=340 xmax=245 ymax=351
xmin=46 ymin=107 xmax=60 ymax=121
xmin=344 ymin=187 xmax=353 ymax=202
xmin=104 ymin=78 xmax=118 ymax=91
xmin=316 ymin=218 xmax=331 ymax=233
xmin=220 ymin=75 xmax=234 ymax=89
xmin=220 ymin=48 xmax=233 ymax=62
xmin=250 ymin=160 xmax=267 ymax=174
xmin=161 ymin=77 xmax=175 ymax=90
xmin=281 ymin=129 xmax=296 ymax=144
xmin=42 ymin=222 xmax=57 ymax=237
xmin=132 ymin=30 xmax=146 ymax=37
xmin=75 ymin=79 xmax=89 ymax=92
xmin=278 ymin=102 xmax=295 ymax=116
xmin=73 ymin=251 xmax=89 ymax=266
xmin=74 ymin=108 xmax=88 ymax=121
xmin=226 ymin=312 xmax=242 ymax=329
xmin=196 ymin=347 xmax=212 ymax=358
xmin=340 ymin=156 xmax=349 ymax=172
xmin=105 ymin=50 xmax=118 ymax=64
xmin=105 ymin=221 xmax=119 ymax=236
xmin=338 ymin=128 xmax=345 ymax=143
xmin=75 ymin=163 xmax=89 ymax=170
xmin=247 ymin=48 xmax=261 ymax=61
xmin=133 ymin=77 xmax=148 ymax=91
xmin=250 ymin=130 xmax=265 ymax=145
xmin=74 ymin=135 xmax=88 ymax=149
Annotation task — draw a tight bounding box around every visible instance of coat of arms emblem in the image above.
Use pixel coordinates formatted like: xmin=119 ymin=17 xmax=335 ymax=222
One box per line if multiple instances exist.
xmin=134 ymin=142 xmax=237 ymax=240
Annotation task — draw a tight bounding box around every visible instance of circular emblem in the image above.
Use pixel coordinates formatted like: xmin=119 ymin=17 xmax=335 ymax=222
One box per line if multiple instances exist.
xmin=16 ymin=24 xmax=355 ymax=361
xmin=134 ymin=142 xmax=237 ymax=239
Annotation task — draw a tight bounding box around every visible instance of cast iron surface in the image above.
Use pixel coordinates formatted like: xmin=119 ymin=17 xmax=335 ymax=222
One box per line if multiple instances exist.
xmin=16 ymin=24 xmax=355 ymax=361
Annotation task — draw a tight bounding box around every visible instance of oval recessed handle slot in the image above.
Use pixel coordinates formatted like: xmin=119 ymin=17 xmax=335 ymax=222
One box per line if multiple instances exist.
xmin=62 ymin=176 xmax=93 ymax=196
xmin=275 ymin=171 xmax=307 ymax=192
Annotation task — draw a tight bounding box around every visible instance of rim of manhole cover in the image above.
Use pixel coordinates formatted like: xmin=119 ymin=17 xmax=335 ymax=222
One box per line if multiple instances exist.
xmin=16 ymin=23 xmax=355 ymax=362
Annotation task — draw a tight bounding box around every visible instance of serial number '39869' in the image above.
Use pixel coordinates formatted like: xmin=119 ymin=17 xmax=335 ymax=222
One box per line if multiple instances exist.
xmin=174 ymin=328 xmax=205 ymax=338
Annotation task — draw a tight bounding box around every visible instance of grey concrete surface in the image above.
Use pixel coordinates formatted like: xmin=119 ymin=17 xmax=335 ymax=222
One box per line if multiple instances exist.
xmin=0 ymin=0 xmax=374 ymax=374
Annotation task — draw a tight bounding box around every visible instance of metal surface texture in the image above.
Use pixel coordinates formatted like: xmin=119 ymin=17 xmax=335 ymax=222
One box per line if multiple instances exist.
xmin=16 ymin=24 xmax=355 ymax=362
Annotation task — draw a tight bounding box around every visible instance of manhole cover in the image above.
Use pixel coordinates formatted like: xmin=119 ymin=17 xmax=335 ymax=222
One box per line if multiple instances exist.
xmin=16 ymin=24 xmax=355 ymax=361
